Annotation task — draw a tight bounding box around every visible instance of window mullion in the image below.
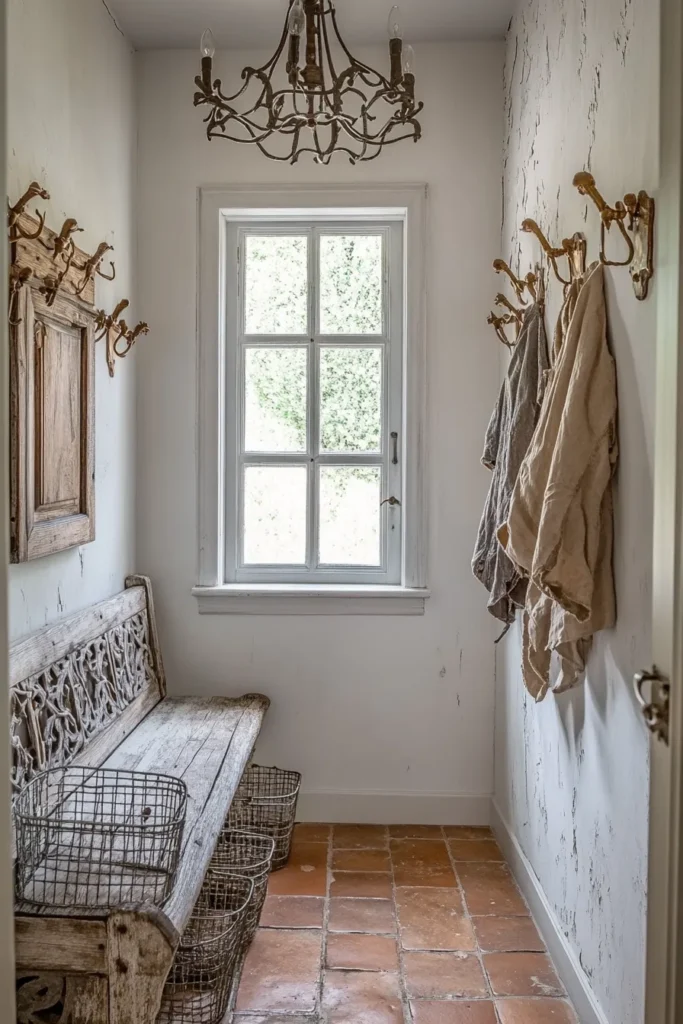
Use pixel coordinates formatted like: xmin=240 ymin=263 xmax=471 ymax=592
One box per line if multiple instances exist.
xmin=307 ymin=229 xmax=319 ymax=571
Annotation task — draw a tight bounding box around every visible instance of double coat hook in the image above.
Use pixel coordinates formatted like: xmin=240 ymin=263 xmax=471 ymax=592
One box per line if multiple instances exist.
xmin=573 ymin=171 xmax=655 ymax=299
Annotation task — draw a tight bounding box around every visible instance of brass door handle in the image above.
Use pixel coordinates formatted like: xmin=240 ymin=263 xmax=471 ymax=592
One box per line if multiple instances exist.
xmin=380 ymin=496 xmax=401 ymax=508
xmin=633 ymin=667 xmax=670 ymax=744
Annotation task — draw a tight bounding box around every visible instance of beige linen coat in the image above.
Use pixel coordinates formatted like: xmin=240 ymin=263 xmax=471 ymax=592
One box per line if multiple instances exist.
xmin=498 ymin=262 xmax=618 ymax=701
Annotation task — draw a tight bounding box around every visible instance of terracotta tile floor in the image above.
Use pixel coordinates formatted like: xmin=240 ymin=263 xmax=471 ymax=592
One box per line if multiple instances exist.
xmin=234 ymin=824 xmax=578 ymax=1023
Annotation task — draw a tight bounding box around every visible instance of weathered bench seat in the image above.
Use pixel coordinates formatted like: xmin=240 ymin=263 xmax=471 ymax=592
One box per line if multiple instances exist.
xmin=12 ymin=575 xmax=269 ymax=1024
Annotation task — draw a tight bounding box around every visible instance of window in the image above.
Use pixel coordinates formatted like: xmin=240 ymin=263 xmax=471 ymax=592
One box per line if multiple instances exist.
xmin=226 ymin=221 xmax=402 ymax=585
xmin=196 ymin=187 xmax=427 ymax=614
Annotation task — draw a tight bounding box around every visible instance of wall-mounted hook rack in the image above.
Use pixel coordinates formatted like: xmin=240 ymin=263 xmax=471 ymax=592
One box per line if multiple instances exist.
xmin=521 ymin=219 xmax=587 ymax=287
xmin=94 ymin=299 xmax=149 ymax=377
xmin=573 ymin=170 xmax=655 ymax=299
xmin=7 ymin=181 xmax=50 ymax=242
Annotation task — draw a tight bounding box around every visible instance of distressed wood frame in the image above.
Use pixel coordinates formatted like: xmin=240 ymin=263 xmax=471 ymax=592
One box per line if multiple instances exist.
xmin=10 ymin=281 xmax=95 ymax=562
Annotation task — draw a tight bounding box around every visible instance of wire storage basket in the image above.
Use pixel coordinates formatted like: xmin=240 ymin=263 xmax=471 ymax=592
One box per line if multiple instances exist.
xmin=14 ymin=766 xmax=187 ymax=911
xmin=212 ymin=828 xmax=275 ymax=950
xmin=158 ymin=870 xmax=254 ymax=1024
xmin=227 ymin=765 xmax=301 ymax=871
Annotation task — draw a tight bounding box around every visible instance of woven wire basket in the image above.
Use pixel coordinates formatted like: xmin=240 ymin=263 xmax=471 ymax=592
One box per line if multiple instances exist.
xmin=212 ymin=828 xmax=275 ymax=949
xmin=14 ymin=766 xmax=187 ymax=910
xmin=158 ymin=870 xmax=254 ymax=1024
xmin=227 ymin=765 xmax=301 ymax=870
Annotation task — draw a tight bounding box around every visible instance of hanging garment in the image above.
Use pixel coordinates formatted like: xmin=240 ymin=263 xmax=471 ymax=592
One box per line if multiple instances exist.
xmin=499 ymin=262 xmax=618 ymax=701
xmin=472 ymin=303 xmax=549 ymax=624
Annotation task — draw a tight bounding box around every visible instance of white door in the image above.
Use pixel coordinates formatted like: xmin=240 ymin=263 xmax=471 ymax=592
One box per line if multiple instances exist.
xmin=644 ymin=0 xmax=683 ymax=1020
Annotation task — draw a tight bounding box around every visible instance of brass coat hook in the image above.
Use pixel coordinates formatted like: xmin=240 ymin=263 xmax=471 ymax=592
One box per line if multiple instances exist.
xmin=94 ymin=299 xmax=149 ymax=377
xmin=493 ymin=259 xmax=540 ymax=305
xmin=521 ymin=219 xmax=587 ymax=287
xmin=73 ymin=242 xmax=116 ymax=296
xmin=487 ymin=310 xmax=517 ymax=350
xmin=573 ymin=170 xmax=655 ymax=299
xmin=7 ymin=181 xmax=50 ymax=241
xmin=493 ymin=259 xmax=528 ymax=305
xmin=495 ymin=293 xmax=524 ymax=323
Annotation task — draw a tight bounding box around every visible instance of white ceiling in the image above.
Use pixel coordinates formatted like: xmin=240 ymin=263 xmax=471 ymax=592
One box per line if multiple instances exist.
xmin=106 ymin=0 xmax=515 ymax=50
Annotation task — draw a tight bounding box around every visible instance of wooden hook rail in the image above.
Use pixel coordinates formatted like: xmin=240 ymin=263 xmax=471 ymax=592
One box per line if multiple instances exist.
xmin=7 ymin=180 xmax=148 ymax=372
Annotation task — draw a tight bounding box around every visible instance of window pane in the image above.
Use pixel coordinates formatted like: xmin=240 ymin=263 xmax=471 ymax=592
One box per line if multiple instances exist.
xmin=319 ymin=466 xmax=381 ymax=566
xmin=244 ymin=466 xmax=307 ymax=565
xmin=319 ymin=235 xmax=383 ymax=335
xmin=245 ymin=235 xmax=308 ymax=335
xmin=244 ymin=348 xmax=307 ymax=453
xmin=320 ymin=347 xmax=382 ymax=453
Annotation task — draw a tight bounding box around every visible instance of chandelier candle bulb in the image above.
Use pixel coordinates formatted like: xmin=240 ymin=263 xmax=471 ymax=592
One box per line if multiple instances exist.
xmin=387 ymin=6 xmax=403 ymax=39
xmin=200 ymin=28 xmax=215 ymax=91
xmin=288 ymin=0 xmax=305 ymax=37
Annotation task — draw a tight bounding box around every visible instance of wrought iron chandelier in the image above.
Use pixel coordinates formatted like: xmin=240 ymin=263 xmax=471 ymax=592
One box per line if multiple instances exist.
xmin=193 ymin=2 xmax=423 ymax=164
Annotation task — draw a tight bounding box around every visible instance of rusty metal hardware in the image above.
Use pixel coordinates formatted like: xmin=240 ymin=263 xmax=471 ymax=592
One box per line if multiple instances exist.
xmin=94 ymin=299 xmax=149 ymax=378
xmin=42 ymin=217 xmax=83 ymax=259
xmin=633 ymin=667 xmax=670 ymax=744
xmin=380 ymin=496 xmax=401 ymax=508
xmin=7 ymin=181 xmax=50 ymax=241
xmin=391 ymin=431 xmax=398 ymax=465
xmin=193 ymin=0 xmax=423 ymax=164
xmin=73 ymin=241 xmax=116 ymax=296
xmin=573 ymin=171 xmax=655 ymax=299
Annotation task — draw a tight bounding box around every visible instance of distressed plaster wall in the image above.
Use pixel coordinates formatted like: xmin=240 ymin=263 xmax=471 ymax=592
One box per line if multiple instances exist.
xmin=6 ymin=0 xmax=137 ymax=640
xmin=495 ymin=2 xmax=659 ymax=1022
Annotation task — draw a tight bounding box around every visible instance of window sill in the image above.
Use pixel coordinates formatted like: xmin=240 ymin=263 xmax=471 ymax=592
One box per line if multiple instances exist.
xmin=191 ymin=584 xmax=430 ymax=616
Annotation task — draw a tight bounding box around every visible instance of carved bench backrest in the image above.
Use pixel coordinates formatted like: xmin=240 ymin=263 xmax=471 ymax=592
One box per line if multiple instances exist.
xmin=8 ymin=575 xmax=165 ymax=801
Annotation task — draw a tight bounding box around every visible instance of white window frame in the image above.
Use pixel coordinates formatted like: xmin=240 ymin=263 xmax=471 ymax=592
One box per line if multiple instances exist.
xmin=194 ymin=184 xmax=429 ymax=615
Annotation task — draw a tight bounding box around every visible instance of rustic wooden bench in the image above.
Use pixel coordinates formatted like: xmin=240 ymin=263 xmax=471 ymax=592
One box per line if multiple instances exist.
xmin=11 ymin=574 xmax=270 ymax=1024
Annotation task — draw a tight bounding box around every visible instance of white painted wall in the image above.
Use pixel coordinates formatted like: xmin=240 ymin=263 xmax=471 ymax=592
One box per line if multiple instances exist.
xmin=135 ymin=42 xmax=504 ymax=823
xmin=6 ymin=0 xmax=137 ymax=641
xmin=495 ymin=2 xmax=658 ymax=1022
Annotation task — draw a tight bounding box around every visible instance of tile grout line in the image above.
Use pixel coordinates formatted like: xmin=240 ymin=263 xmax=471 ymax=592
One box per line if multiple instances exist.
xmin=388 ymin=827 xmax=414 ymax=1024
xmin=319 ymin=825 xmax=333 ymax=1023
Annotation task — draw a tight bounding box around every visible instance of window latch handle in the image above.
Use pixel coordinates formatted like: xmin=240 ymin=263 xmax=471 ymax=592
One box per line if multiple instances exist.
xmin=381 ymin=496 xmax=401 ymax=508
xmin=391 ymin=431 xmax=399 ymax=465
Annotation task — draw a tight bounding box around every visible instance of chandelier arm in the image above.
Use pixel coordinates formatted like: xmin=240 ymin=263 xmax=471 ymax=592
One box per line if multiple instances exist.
xmin=320 ymin=10 xmax=340 ymax=114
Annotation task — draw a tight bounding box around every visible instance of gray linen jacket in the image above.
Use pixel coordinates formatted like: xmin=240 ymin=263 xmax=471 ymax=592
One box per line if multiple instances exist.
xmin=472 ymin=303 xmax=549 ymax=623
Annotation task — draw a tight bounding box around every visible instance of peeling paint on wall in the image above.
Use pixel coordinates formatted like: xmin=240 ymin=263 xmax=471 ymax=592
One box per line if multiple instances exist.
xmin=496 ymin=3 xmax=658 ymax=1023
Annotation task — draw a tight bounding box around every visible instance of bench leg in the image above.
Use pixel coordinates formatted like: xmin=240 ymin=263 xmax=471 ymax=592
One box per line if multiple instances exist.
xmin=107 ymin=910 xmax=175 ymax=1024
xmin=16 ymin=972 xmax=108 ymax=1023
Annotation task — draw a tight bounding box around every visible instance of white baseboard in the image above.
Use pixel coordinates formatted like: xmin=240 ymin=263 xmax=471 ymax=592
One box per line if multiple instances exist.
xmin=296 ymin=790 xmax=491 ymax=825
xmin=492 ymin=801 xmax=608 ymax=1024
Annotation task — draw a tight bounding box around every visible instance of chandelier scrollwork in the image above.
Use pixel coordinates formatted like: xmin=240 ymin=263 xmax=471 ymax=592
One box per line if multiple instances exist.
xmin=193 ymin=1 xmax=423 ymax=164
